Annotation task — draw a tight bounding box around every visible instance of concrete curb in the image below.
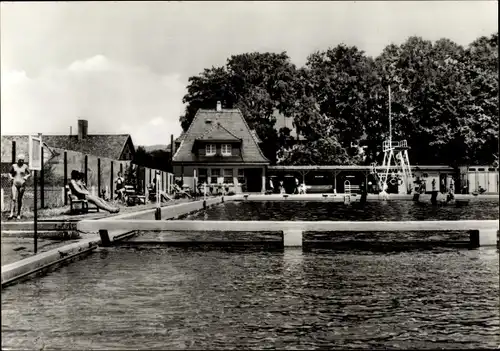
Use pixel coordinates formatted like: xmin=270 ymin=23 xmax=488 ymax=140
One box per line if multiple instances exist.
xmin=233 ymin=194 xmax=499 ymax=201
xmin=1 ymin=197 xmax=225 ymax=287
xmin=1 ymin=230 xmax=82 ymax=240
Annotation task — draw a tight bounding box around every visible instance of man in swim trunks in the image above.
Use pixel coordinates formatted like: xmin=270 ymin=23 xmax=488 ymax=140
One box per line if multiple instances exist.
xmin=8 ymin=154 xmax=31 ymax=219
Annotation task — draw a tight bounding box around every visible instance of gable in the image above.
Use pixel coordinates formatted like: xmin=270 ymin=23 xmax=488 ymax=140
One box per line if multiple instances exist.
xmin=119 ymin=136 xmax=135 ymax=160
xmin=172 ymin=109 xmax=269 ymax=164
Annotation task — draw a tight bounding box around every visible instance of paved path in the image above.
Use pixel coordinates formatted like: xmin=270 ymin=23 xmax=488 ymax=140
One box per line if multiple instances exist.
xmin=1 ymin=197 xmax=206 ymax=267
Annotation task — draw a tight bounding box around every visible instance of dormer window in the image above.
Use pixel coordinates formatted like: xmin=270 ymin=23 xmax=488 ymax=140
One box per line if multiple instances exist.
xmin=206 ymin=144 xmax=216 ymax=156
xmin=221 ymin=144 xmax=232 ymax=156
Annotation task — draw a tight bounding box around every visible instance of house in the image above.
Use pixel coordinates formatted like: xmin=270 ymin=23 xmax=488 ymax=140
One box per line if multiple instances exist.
xmin=1 ymin=119 xmax=136 ymax=189
xmin=172 ymin=102 xmax=270 ymax=193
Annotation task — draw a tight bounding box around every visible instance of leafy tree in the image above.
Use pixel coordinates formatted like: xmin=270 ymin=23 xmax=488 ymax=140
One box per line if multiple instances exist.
xmin=181 ymin=52 xmax=299 ymax=163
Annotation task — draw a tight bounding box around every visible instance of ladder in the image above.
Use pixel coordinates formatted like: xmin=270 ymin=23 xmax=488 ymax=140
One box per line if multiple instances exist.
xmin=344 ymin=180 xmax=351 ymax=204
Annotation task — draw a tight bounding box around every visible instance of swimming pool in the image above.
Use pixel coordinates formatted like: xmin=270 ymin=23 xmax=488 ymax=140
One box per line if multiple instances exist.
xmin=180 ymin=199 xmax=499 ymax=221
xmin=2 ymin=246 xmax=499 ymax=350
xmin=2 ymin=199 xmax=499 ymax=350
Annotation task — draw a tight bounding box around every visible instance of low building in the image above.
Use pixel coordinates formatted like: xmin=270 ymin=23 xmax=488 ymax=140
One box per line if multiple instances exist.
xmin=1 ymin=119 xmax=136 ymax=199
xmin=172 ymin=102 xmax=270 ymax=193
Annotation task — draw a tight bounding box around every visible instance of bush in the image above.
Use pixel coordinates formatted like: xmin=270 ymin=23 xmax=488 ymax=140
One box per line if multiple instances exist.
xmin=227 ymin=191 xmax=235 ymax=196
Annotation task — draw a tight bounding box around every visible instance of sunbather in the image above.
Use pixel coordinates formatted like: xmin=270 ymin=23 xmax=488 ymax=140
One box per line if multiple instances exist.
xmin=69 ymin=170 xmax=119 ymax=213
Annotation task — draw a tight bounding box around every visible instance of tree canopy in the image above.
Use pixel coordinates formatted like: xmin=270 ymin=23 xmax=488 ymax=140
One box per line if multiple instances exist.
xmin=180 ymin=33 xmax=498 ymax=167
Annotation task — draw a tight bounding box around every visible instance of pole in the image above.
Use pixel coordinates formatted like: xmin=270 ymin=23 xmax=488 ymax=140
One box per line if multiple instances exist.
xmin=34 ymin=170 xmax=38 ymax=254
xmin=12 ymin=140 xmax=16 ymax=163
xmin=84 ymin=155 xmax=88 ymax=185
xmin=63 ymin=152 xmax=68 ymax=205
xmin=34 ymin=133 xmax=42 ymax=254
xmin=97 ymin=158 xmax=101 ymax=198
xmin=156 ymin=171 xmax=160 ymax=207
xmin=40 ymin=147 xmax=45 ymax=208
xmin=110 ymin=161 xmax=114 ymax=198
xmin=388 ymin=85 xmax=392 ymax=145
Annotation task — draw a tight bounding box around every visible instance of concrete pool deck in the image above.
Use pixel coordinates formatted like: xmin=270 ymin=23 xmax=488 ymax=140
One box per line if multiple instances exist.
xmin=1 ymin=196 xmax=225 ymax=287
xmin=234 ymin=193 xmax=499 ymax=201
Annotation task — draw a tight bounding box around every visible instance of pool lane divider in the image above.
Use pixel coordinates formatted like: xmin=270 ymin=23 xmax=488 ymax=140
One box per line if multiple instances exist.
xmin=77 ymin=219 xmax=500 ymax=248
xmin=1 ymin=197 xmax=225 ymax=287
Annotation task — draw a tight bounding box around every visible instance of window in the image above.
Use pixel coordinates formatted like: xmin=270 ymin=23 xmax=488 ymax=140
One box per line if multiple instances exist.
xmin=198 ymin=168 xmax=208 ymax=184
xmin=221 ymin=144 xmax=232 ymax=156
xmin=223 ymin=169 xmax=233 ymax=184
xmin=477 ymin=168 xmax=485 ymax=172
xmin=237 ymin=169 xmax=245 ymax=185
xmin=210 ymin=168 xmax=220 ymax=184
xmin=206 ymin=144 xmax=216 ymax=156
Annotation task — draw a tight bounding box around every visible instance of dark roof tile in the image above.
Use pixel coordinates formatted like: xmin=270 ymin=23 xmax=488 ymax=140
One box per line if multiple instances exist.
xmin=1 ymin=134 xmax=133 ymax=161
xmin=172 ymin=109 xmax=269 ymax=164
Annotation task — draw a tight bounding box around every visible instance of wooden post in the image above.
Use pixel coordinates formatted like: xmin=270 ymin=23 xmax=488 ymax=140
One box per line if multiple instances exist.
xmin=34 ymin=170 xmax=38 ymax=254
xmin=97 ymin=158 xmax=101 ymax=198
xmin=120 ymin=163 xmax=123 ymax=175
xmin=84 ymin=155 xmax=88 ymax=185
xmin=63 ymin=152 xmax=68 ymax=205
xmin=40 ymin=147 xmax=45 ymax=208
xmin=11 ymin=140 xmax=16 ymax=164
xmin=110 ymin=161 xmax=114 ymax=197
xmin=99 ymin=230 xmax=111 ymax=247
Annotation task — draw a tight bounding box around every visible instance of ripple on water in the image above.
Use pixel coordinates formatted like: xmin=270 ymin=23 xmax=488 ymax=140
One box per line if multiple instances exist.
xmin=2 ymin=247 xmax=499 ymax=350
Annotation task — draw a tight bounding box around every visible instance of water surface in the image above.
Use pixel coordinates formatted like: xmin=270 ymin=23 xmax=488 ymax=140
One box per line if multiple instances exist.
xmin=182 ymin=200 xmax=499 ymax=221
xmin=2 ymin=247 xmax=499 ymax=350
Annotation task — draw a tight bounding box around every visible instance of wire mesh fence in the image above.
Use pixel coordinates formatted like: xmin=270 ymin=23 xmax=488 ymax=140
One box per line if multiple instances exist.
xmin=1 ymin=145 xmax=173 ymax=213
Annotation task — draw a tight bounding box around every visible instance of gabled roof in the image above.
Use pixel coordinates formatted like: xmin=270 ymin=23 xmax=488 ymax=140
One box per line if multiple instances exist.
xmin=172 ymin=108 xmax=269 ymax=164
xmin=250 ymin=130 xmax=262 ymax=144
xmin=196 ymin=122 xmax=241 ymax=142
xmin=1 ymin=134 xmax=134 ymax=161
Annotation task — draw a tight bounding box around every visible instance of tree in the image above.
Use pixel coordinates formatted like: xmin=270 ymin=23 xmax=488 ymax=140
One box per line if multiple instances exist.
xmin=285 ymin=45 xmax=374 ymax=165
xmin=181 ymin=52 xmax=300 ymax=163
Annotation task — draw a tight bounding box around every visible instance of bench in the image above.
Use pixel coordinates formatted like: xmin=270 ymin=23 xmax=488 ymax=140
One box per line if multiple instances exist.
xmin=124 ymin=185 xmax=146 ymax=206
xmin=65 ymin=185 xmax=99 ymax=215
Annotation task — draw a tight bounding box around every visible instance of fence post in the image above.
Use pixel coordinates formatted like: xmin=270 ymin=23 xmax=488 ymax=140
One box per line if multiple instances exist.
xmin=64 ymin=151 xmax=68 ymax=205
xmin=11 ymin=140 xmax=16 ymax=164
xmin=110 ymin=161 xmax=114 ymax=198
xmin=41 ymin=147 xmax=45 ymax=208
xmin=84 ymin=155 xmax=88 ymax=185
xmin=97 ymin=158 xmax=101 ymax=198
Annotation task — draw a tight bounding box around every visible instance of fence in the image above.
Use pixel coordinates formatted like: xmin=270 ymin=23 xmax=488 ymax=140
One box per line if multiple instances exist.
xmin=1 ymin=142 xmax=173 ymax=212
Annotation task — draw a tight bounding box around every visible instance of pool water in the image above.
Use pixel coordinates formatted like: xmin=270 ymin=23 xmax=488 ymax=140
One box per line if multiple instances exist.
xmin=2 ymin=247 xmax=499 ymax=350
xmin=181 ymin=200 xmax=499 ymax=221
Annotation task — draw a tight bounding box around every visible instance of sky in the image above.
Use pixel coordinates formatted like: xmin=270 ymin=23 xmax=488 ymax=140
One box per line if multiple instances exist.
xmin=1 ymin=1 xmax=497 ymax=147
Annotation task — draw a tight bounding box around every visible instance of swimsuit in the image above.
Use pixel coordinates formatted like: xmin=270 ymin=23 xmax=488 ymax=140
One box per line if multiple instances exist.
xmin=10 ymin=164 xmax=29 ymax=201
xmin=69 ymin=181 xmax=87 ymax=200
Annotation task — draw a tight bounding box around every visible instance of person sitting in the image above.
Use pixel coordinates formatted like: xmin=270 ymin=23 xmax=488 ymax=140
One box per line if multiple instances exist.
xmin=115 ymin=172 xmax=125 ymax=200
xmin=69 ymin=170 xmax=120 ymax=213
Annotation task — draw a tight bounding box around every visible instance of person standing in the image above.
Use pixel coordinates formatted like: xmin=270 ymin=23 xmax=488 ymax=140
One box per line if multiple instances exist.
xmin=8 ymin=154 xmax=31 ymax=219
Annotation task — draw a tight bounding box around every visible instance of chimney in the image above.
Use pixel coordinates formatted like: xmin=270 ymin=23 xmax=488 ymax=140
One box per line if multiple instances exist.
xmin=77 ymin=119 xmax=88 ymax=140
xmin=216 ymin=101 xmax=222 ymax=112
xmin=70 ymin=126 xmax=72 ymax=137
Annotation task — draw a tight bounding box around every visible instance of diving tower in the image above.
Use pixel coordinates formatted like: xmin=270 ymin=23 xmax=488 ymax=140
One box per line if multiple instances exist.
xmin=372 ymin=86 xmax=413 ymax=194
